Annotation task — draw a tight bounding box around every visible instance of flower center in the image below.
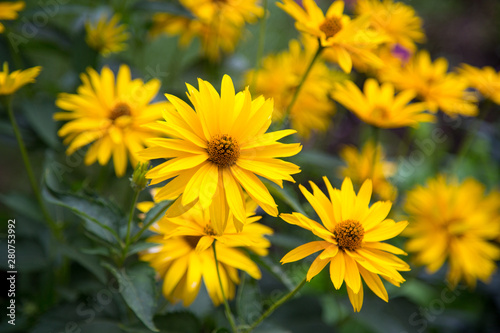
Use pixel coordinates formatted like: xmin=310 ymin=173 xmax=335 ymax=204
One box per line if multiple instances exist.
xmin=184 ymin=235 xmax=201 ymax=249
xmin=319 ymin=16 xmax=343 ymax=39
xmin=204 ymin=224 xmax=216 ymax=236
xmin=372 ymin=106 xmax=391 ymax=119
xmin=334 ymin=219 xmax=365 ymax=251
xmin=207 ymin=134 xmax=240 ymax=167
xmin=109 ymin=102 xmax=131 ymax=121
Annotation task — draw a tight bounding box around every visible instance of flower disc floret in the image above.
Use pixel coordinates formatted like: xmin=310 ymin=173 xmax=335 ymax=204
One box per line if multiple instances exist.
xmin=207 ymin=134 xmax=240 ymax=167
xmin=334 ymin=219 xmax=364 ymax=251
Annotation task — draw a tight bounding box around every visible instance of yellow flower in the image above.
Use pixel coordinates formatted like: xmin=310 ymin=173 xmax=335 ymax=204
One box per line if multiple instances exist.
xmin=355 ymin=0 xmax=425 ymax=51
xmin=150 ymin=0 xmax=262 ymax=61
xmin=0 ymin=1 xmax=24 ymax=33
xmin=150 ymin=13 xmax=241 ymax=62
xmin=339 ymin=140 xmax=397 ymax=201
xmin=85 ymin=14 xmax=129 ymax=56
xmin=281 ymin=177 xmax=409 ymax=311
xmin=0 ymin=62 xmax=41 ymax=95
xmin=332 ymin=78 xmax=434 ymax=128
xmin=404 ymin=176 xmax=500 ymax=288
xmin=180 ymin=0 xmax=263 ymax=26
xmin=140 ymin=200 xmax=272 ymax=306
xmin=380 ymin=50 xmax=478 ymax=117
xmin=458 ymin=64 xmax=500 ymax=105
xmin=140 ymin=75 xmax=302 ymax=234
xmin=277 ymin=0 xmax=386 ymax=73
xmin=246 ymin=39 xmax=339 ymax=139
xmin=54 ymin=65 xmax=171 ymax=177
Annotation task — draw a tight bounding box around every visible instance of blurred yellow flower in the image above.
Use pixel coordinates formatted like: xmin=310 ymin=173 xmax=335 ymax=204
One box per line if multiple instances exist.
xmin=0 ymin=1 xmax=24 ymax=33
xmin=140 ymin=199 xmax=272 ymax=306
xmin=404 ymin=176 xmax=500 ymax=288
xmin=355 ymin=0 xmax=425 ymax=51
xmin=0 ymin=62 xmax=41 ymax=95
xmin=150 ymin=13 xmax=241 ymax=62
xmin=281 ymin=177 xmax=409 ymax=311
xmin=139 ymin=75 xmax=301 ymax=234
xmin=150 ymin=0 xmax=263 ymax=61
xmin=246 ymin=39 xmax=339 ymax=139
xmin=332 ymin=78 xmax=434 ymax=128
xmin=380 ymin=50 xmax=478 ymax=117
xmin=54 ymin=65 xmax=170 ymax=177
xmin=85 ymin=14 xmax=129 ymax=56
xmin=277 ymin=0 xmax=386 ymax=73
xmin=339 ymin=140 xmax=397 ymax=201
xmin=458 ymin=64 xmax=500 ymax=105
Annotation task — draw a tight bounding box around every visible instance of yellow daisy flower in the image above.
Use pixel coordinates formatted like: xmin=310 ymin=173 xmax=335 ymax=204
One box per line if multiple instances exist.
xmin=0 ymin=1 xmax=25 ymax=33
xmin=458 ymin=64 xmax=500 ymax=105
xmin=85 ymin=14 xmax=129 ymax=56
xmin=54 ymin=65 xmax=171 ymax=177
xmin=150 ymin=13 xmax=241 ymax=62
xmin=281 ymin=177 xmax=410 ymax=311
xmin=140 ymin=200 xmax=272 ymax=306
xmin=0 ymin=62 xmax=41 ymax=95
xmin=404 ymin=176 xmax=500 ymax=288
xmin=246 ymin=39 xmax=338 ymax=139
xmin=380 ymin=50 xmax=478 ymax=117
xmin=355 ymin=0 xmax=425 ymax=51
xmin=277 ymin=0 xmax=386 ymax=73
xmin=140 ymin=75 xmax=302 ymax=234
xmin=339 ymin=140 xmax=397 ymax=201
xmin=331 ymin=78 xmax=434 ymax=128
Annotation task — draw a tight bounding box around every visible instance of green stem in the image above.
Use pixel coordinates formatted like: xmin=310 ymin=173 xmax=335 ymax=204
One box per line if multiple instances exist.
xmin=282 ymin=43 xmax=324 ymax=125
xmin=212 ymin=241 xmax=238 ymax=333
xmin=250 ymin=0 xmax=268 ymax=92
xmin=124 ymin=189 xmax=140 ymax=247
xmin=130 ymin=202 xmax=171 ymax=243
xmin=5 ymin=97 xmax=62 ymax=240
xmin=245 ymin=276 xmax=307 ymax=332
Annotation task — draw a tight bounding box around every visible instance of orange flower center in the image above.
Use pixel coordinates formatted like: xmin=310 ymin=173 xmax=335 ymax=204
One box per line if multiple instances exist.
xmin=319 ymin=16 xmax=343 ymax=39
xmin=372 ymin=106 xmax=391 ymax=120
xmin=207 ymin=134 xmax=240 ymax=167
xmin=334 ymin=219 xmax=365 ymax=251
xmin=109 ymin=102 xmax=131 ymax=121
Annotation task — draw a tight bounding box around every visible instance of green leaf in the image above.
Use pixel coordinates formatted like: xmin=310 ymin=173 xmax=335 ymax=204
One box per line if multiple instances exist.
xmin=127 ymin=241 xmax=159 ymax=256
xmin=22 ymin=99 xmax=59 ymax=149
xmin=154 ymin=311 xmax=201 ymax=333
xmin=59 ymin=244 xmax=108 ymax=284
xmin=43 ymin=178 xmax=123 ymax=244
xmin=102 ymin=262 xmax=158 ymax=332
xmin=262 ymin=180 xmax=305 ymax=215
xmin=0 ymin=192 xmax=43 ymax=222
xmin=236 ymin=274 xmax=263 ymax=326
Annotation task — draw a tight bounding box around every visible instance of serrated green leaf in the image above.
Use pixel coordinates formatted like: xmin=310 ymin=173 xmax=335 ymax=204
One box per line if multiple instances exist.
xmin=102 ymin=262 xmax=158 ymax=332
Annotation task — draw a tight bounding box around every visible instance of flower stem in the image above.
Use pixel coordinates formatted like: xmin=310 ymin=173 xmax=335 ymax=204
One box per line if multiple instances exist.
xmin=212 ymin=241 xmax=238 ymax=333
xmin=125 ymin=189 xmax=140 ymax=246
xmin=282 ymin=43 xmax=324 ymax=124
xmin=5 ymin=97 xmax=62 ymax=240
xmin=130 ymin=201 xmax=171 ymax=243
xmin=245 ymin=276 xmax=307 ymax=332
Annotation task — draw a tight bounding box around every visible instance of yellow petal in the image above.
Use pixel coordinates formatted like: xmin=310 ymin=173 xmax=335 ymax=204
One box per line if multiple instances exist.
xmin=281 ymin=241 xmax=330 ymax=263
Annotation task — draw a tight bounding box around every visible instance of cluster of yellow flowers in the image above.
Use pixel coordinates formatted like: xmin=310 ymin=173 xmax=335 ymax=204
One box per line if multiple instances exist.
xmin=2 ymin=0 xmax=499 ymax=318
xmin=149 ymin=0 xmax=264 ymax=61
